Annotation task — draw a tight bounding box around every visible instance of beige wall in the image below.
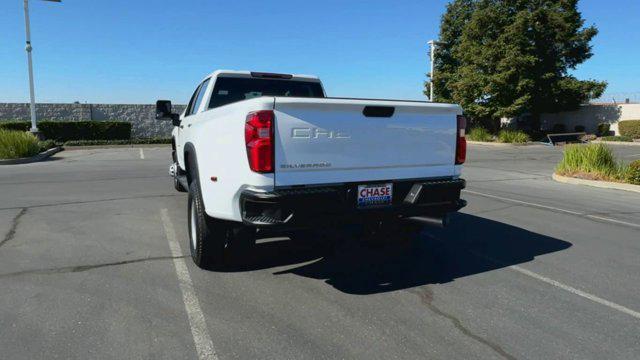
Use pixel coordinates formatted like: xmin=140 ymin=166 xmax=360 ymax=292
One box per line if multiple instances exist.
xmin=540 ymin=104 xmax=640 ymax=135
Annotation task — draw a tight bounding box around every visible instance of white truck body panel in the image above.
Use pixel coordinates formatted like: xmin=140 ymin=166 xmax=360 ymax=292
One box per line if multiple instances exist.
xmin=171 ymin=70 xmax=463 ymax=222
xmin=184 ymin=97 xmax=276 ymax=221
xmin=273 ymin=97 xmax=460 ymax=186
xmin=173 ymin=70 xmax=323 ymax=171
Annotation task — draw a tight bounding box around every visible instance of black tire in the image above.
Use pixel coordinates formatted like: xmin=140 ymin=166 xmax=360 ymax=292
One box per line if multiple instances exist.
xmin=173 ymin=175 xmax=187 ymax=192
xmin=188 ymin=179 xmax=228 ymax=269
xmin=172 ymin=150 xmax=187 ymax=192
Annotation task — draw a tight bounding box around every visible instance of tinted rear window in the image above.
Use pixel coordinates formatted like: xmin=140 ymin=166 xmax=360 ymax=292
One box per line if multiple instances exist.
xmin=208 ymin=77 xmax=324 ymax=109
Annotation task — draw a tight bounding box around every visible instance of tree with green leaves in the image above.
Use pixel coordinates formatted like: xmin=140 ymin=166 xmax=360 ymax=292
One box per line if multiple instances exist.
xmin=426 ymin=0 xmax=607 ymax=131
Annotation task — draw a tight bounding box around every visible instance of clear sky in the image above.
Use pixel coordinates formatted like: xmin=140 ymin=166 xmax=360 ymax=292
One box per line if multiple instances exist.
xmin=1 ymin=0 xmax=638 ymax=104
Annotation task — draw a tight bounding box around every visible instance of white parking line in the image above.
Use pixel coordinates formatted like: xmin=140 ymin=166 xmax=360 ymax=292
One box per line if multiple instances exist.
xmin=139 ymin=148 xmax=145 ymax=159
xmin=509 ymin=265 xmax=640 ymax=319
xmin=463 ymin=190 xmax=583 ymax=215
xmin=160 ymin=209 xmax=218 ymax=360
xmin=463 ymin=189 xmax=640 ymax=228
xmin=585 ymin=214 xmax=640 ymax=228
xmin=452 ymin=245 xmax=640 ymax=320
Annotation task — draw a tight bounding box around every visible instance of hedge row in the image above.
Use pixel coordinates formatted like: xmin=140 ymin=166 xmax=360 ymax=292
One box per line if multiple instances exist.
xmin=600 ymin=135 xmax=633 ymax=142
xmin=0 ymin=121 xmax=131 ymax=141
xmin=618 ymin=120 xmax=640 ymax=139
xmin=0 ymin=122 xmax=30 ymax=132
xmin=64 ymin=138 xmax=171 ymax=146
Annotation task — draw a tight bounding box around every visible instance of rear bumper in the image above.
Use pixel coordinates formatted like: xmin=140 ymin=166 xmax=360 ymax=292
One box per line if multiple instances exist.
xmin=239 ymin=178 xmax=466 ymax=228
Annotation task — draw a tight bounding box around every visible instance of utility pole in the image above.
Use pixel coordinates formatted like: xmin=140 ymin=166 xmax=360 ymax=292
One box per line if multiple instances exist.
xmin=428 ymin=40 xmax=444 ymax=102
xmin=22 ymin=0 xmax=61 ymax=135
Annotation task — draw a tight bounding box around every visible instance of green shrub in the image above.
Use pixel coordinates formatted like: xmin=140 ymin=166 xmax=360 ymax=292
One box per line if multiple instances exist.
xmin=0 ymin=129 xmax=41 ymax=159
xmin=64 ymin=138 xmax=171 ymax=146
xmin=498 ymin=129 xmax=530 ymax=143
xmin=618 ymin=120 xmax=640 ymax=139
xmin=555 ymin=144 xmax=621 ymax=180
xmin=0 ymin=121 xmax=31 ymax=132
xmin=626 ymin=160 xmax=640 ymax=185
xmin=600 ymin=135 xmax=633 ymax=142
xmin=0 ymin=121 xmax=131 ymax=141
xmin=556 ymin=144 xmax=640 ymax=184
xmin=467 ymin=127 xmax=493 ymax=142
xmin=597 ymin=123 xmax=611 ymax=136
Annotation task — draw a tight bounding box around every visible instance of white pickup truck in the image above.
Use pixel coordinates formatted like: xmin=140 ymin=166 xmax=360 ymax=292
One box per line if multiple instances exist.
xmin=156 ymin=70 xmax=467 ymax=269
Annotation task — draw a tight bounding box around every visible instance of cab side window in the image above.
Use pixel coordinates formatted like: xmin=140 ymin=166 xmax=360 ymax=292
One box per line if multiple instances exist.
xmin=184 ymin=78 xmax=210 ymax=117
xmin=189 ymin=78 xmax=210 ymax=116
xmin=184 ymin=85 xmax=201 ymax=117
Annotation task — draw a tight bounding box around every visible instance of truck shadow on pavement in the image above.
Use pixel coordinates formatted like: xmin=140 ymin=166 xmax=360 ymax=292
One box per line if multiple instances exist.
xmin=225 ymin=213 xmax=572 ymax=295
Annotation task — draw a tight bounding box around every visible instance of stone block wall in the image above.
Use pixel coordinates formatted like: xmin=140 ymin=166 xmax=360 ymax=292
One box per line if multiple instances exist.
xmin=0 ymin=103 xmax=186 ymax=138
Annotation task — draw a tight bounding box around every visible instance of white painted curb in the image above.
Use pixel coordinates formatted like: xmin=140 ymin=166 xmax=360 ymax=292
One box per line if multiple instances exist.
xmin=0 ymin=146 xmax=63 ymax=165
xmin=552 ymin=173 xmax=640 ymax=194
xmin=591 ymin=140 xmax=640 ymax=147
xmin=467 ymin=141 xmax=540 ymax=147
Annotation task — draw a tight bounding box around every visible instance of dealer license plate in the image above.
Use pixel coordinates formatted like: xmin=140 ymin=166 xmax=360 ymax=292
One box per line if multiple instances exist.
xmin=357 ymin=183 xmax=393 ymax=208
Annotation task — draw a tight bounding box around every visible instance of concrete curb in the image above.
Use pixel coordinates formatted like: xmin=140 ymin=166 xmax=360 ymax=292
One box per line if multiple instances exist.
xmin=591 ymin=140 xmax=640 ymax=146
xmin=467 ymin=141 xmax=541 ymax=147
xmin=0 ymin=146 xmax=63 ymax=165
xmin=64 ymin=144 xmax=171 ymax=150
xmin=552 ymin=173 xmax=640 ymax=194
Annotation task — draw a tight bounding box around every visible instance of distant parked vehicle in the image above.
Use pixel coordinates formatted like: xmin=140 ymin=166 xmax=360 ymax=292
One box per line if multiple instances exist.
xmin=157 ymin=70 xmax=467 ymax=269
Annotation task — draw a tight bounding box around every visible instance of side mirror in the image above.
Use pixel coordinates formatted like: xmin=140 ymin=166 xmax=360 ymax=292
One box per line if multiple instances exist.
xmin=156 ymin=100 xmax=172 ymax=119
xmin=156 ymin=100 xmax=181 ymax=126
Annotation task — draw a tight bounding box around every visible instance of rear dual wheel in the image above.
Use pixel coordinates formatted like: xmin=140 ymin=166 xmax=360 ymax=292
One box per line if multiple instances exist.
xmin=187 ymin=179 xmax=254 ymax=269
xmin=188 ymin=180 xmax=226 ymax=269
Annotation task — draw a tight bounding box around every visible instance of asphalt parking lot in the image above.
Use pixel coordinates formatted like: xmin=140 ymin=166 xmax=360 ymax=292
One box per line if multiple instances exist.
xmin=1 ymin=144 xmax=639 ymax=360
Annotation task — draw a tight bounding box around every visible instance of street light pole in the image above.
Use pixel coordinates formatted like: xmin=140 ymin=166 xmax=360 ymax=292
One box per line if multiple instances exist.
xmin=428 ymin=41 xmax=435 ymax=101
xmin=428 ymin=40 xmax=444 ymax=102
xmin=23 ymin=0 xmax=38 ymax=133
xmin=22 ymin=0 xmax=61 ymax=135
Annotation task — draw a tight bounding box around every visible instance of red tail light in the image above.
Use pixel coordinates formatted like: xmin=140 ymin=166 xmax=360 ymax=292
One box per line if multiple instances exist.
xmin=245 ymin=110 xmax=274 ymax=173
xmin=455 ymin=115 xmax=467 ymax=165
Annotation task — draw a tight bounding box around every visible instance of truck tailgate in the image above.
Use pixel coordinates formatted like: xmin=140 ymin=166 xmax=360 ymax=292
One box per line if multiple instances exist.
xmin=273 ymin=97 xmax=460 ymax=187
